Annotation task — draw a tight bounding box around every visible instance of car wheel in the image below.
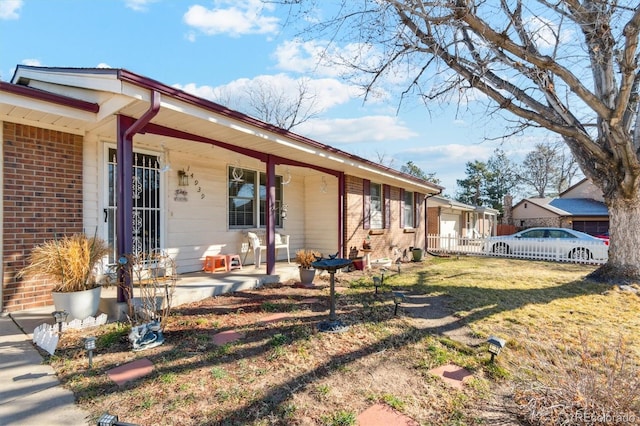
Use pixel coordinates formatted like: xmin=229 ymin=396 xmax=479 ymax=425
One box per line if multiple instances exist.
xmin=492 ymin=243 xmax=510 ymax=255
xmin=570 ymin=247 xmax=590 ymax=261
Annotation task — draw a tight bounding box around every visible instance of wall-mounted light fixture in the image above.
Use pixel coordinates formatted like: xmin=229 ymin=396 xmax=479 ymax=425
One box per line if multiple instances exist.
xmin=178 ymin=169 xmax=189 ymax=186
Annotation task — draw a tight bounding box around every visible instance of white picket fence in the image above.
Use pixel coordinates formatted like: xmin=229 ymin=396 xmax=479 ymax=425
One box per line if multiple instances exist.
xmin=427 ymin=234 xmax=608 ymax=265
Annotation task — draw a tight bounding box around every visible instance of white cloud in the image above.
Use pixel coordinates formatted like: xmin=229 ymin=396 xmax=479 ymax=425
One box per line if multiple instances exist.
xmin=183 ymin=0 xmax=279 ymax=37
xmin=124 ymin=0 xmax=157 ymax=12
xmin=21 ymin=58 xmax=41 ymax=66
xmin=96 ymin=63 xmax=112 ymax=68
xmin=525 ymin=15 xmax=573 ymax=51
xmin=0 ymin=0 xmax=22 ymax=20
xmin=175 ymin=73 xmax=358 ymax=115
xmin=298 ymin=115 xmax=418 ymax=145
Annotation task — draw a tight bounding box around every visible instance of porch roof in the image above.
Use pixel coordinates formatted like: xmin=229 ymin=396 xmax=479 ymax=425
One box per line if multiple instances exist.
xmin=3 ymin=65 xmax=443 ymax=195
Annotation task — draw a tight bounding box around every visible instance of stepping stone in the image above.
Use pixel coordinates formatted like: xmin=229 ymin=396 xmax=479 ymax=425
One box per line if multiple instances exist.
xmin=212 ymin=330 xmax=243 ymax=346
xmin=260 ymin=313 xmax=290 ymax=324
xmin=107 ymin=358 xmax=154 ymax=386
xmin=357 ymin=403 xmax=418 ymax=425
xmin=428 ymin=363 xmax=473 ymax=390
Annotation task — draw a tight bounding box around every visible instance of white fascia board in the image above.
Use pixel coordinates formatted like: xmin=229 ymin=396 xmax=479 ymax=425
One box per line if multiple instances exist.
xmin=12 ymin=68 xmax=122 ymax=93
xmin=0 ymin=92 xmax=97 ymax=122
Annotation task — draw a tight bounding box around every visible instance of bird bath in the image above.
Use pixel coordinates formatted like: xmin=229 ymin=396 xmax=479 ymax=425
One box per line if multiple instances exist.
xmin=311 ymin=256 xmax=353 ymax=333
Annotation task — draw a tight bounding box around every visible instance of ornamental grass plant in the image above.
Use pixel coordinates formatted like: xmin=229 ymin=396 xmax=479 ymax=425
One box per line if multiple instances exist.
xmin=19 ymin=233 xmax=110 ymax=292
xmin=294 ymin=249 xmax=320 ymax=269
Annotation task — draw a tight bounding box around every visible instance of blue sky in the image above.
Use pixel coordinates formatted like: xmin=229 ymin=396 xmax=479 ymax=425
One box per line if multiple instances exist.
xmin=0 ymin=0 xmax=542 ymax=196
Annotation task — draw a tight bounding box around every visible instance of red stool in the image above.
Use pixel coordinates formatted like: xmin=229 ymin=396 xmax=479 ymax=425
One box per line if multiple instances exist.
xmin=203 ymin=255 xmax=227 ymax=273
xmin=226 ymin=254 xmax=242 ymax=271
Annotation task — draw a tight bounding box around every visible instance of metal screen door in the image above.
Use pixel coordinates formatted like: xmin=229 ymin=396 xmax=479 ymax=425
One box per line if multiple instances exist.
xmin=106 ymin=148 xmax=162 ymax=263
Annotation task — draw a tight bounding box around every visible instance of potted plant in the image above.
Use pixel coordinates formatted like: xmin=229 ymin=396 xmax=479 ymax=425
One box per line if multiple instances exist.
xmin=19 ymin=233 xmax=110 ymax=320
xmin=295 ymin=249 xmax=320 ymax=286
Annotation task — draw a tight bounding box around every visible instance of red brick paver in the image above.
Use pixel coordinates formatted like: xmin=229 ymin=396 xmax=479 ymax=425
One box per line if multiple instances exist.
xmin=357 ymin=403 xmax=419 ymax=425
xmin=212 ymin=330 xmax=243 ymax=346
xmin=428 ymin=363 xmax=473 ymax=390
xmin=260 ymin=313 xmax=290 ymax=324
xmin=107 ymin=358 xmax=154 ymax=386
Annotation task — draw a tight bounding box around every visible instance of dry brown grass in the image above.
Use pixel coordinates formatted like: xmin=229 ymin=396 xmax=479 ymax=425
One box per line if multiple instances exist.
xmin=47 ymin=256 xmax=640 ymax=425
xmin=19 ymin=233 xmax=110 ymax=292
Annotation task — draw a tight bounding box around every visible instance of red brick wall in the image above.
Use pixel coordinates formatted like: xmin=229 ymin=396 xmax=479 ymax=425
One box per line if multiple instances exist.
xmin=344 ymin=175 xmax=425 ymax=262
xmin=2 ymin=122 xmax=84 ymax=312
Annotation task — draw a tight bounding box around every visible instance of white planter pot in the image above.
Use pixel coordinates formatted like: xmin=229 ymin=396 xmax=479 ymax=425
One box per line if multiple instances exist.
xmin=51 ymin=286 xmax=102 ymax=321
xmin=299 ymin=268 xmax=316 ymax=286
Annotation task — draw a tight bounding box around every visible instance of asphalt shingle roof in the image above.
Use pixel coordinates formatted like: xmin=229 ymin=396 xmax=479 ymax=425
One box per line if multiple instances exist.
xmin=548 ymin=198 xmax=608 ymax=216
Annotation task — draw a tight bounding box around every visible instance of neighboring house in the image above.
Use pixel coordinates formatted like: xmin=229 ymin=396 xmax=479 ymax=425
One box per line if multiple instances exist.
xmin=0 ymin=65 xmax=442 ymax=313
xmin=511 ymin=179 xmax=609 ymax=235
xmin=426 ymin=195 xmax=498 ymax=240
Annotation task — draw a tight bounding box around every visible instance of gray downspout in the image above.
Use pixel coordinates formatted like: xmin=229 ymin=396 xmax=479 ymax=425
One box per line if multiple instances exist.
xmin=116 ymin=91 xmax=161 ymax=304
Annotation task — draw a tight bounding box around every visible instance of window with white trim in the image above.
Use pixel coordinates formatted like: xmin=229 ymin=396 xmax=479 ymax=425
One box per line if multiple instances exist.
xmin=370 ymin=183 xmax=383 ymax=229
xmin=228 ymin=167 xmax=283 ymax=228
xmin=404 ymin=190 xmax=414 ymax=228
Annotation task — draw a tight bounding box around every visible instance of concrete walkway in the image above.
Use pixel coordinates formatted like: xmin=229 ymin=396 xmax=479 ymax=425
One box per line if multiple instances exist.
xmin=0 ymin=311 xmax=92 ymax=426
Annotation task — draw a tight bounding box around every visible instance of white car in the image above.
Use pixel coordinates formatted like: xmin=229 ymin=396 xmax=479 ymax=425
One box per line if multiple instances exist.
xmin=483 ymin=227 xmax=608 ymax=262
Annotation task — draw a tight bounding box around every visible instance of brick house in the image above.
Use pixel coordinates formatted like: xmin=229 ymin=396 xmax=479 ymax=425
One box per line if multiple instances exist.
xmin=0 ymin=65 xmax=442 ymax=313
xmin=511 ymin=179 xmax=609 ymax=235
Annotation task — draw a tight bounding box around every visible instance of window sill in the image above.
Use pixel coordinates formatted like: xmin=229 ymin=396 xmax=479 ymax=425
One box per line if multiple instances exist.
xmin=368 ymin=229 xmax=385 ymax=235
xmin=403 ymin=229 xmax=416 ymax=234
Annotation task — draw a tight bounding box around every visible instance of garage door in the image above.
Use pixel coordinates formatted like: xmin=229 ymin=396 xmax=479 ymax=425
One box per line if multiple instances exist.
xmin=573 ymin=220 xmax=609 ymax=235
xmin=441 ymin=213 xmax=459 ymax=237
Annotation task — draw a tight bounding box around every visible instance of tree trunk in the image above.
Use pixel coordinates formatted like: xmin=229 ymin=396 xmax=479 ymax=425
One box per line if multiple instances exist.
xmin=588 ymin=195 xmax=640 ymax=283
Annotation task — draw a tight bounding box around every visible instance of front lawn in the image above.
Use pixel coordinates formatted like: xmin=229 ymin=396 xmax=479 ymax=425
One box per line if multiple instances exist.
xmin=49 ymin=257 xmax=640 ymax=425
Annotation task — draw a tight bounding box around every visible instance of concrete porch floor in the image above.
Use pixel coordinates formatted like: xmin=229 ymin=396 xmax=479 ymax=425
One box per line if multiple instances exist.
xmin=99 ymin=261 xmax=302 ymax=320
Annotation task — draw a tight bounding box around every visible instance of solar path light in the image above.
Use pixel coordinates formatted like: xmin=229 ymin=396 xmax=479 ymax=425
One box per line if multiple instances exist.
xmin=84 ymin=336 xmax=97 ymax=369
xmin=487 ymin=336 xmax=506 ymax=362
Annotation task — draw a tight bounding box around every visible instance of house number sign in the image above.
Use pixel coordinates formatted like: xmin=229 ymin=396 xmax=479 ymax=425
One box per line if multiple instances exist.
xmin=173 ymin=168 xmax=206 ymax=202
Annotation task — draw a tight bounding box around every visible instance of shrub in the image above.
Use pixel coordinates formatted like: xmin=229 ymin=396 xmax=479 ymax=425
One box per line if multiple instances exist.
xmin=19 ymin=233 xmax=110 ymax=292
xmin=514 ymin=334 xmax=640 ymax=425
xmin=295 ymin=249 xmax=320 ymax=269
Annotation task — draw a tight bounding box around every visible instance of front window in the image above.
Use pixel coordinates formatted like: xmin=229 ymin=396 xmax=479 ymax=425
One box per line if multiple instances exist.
xmin=228 ymin=166 xmax=283 ymax=228
xmin=404 ymin=191 xmax=414 ymax=228
xmin=370 ymin=183 xmax=383 ymax=229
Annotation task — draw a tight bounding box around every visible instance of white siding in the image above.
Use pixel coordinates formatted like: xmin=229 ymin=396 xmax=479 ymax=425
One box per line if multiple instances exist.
xmin=303 ymin=174 xmax=339 ymax=256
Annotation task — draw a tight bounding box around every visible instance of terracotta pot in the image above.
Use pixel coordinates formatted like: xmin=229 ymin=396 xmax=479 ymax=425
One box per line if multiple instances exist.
xmin=51 ymin=286 xmax=102 ymax=321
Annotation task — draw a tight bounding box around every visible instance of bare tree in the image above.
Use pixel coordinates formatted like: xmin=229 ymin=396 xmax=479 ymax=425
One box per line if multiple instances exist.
xmin=520 ymin=143 xmax=562 ymax=197
xmin=245 ymin=78 xmax=320 ymax=131
xmin=283 ymin=1 xmax=640 ymax=282
xmin=555 ymin=144 xmax=581 ymax=194
xmin=214 ymin=77 xmax=321 ymax=131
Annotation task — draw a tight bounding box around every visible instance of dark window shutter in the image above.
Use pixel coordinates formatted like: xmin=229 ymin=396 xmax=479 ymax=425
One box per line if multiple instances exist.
xmin=414 ymin=193 xmax=421 ymax=228
xmin=399 ymin=188 xmax=405 ymax=229
xmin=384 ymin=184 xmax=391 ymax=229
xmin=363 ymin=179 xmax=370 ymax=230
